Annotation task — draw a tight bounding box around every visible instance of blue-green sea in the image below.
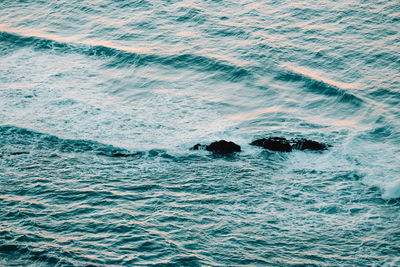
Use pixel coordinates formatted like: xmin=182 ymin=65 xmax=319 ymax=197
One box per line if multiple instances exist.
xmin=1 ymin=0 xmax=399 ymax=266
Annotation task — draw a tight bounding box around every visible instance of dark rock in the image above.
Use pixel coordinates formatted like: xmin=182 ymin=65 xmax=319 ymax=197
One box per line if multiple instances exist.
xmin=250 ymin=137 xmax=330 ymax=152
xmin=250 ymin=137 xmax=292 ymax=152
xmin=291 ymin=138 xmax=329 ymax=151
xmin=191 ymin=140 xmax=241 ymax=154
xmin=249 ymin=138 xmax=267 ymax=147
xmin=206 ymin=140 xmax=241 ymax=154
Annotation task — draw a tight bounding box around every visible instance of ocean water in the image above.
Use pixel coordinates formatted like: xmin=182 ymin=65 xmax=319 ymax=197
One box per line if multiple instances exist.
xmin=1 ymin=0 xmax=399 ymax=265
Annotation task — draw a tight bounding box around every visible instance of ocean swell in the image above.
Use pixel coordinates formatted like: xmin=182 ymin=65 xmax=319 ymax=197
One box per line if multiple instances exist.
xmin=0 ymin=30 xmax=250 ymax=81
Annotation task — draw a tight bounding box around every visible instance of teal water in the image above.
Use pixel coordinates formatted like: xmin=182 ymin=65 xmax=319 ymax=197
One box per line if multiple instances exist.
xmin=1 ymin=0 xmax=399 ymax=265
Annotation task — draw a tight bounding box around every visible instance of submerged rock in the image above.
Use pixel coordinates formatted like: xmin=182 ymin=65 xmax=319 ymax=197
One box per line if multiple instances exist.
xmin=250 ymin=137 xmax=329 ymax=152
xmin=192 ymin=137 xmax=328 ymax=154
xmin=250 ymin=137 xmax=292 ymax=152
xmin=191 ymin=143 xmax=207 ymax=151
xmin=111 ymin=152 xmax=142 ymax=157
xmin=191 ymin=140 xmax=241 ymax=154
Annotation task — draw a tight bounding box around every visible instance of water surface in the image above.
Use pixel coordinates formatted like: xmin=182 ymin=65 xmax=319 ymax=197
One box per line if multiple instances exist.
xmin=1 ymin=0 xmax=399 ymax=265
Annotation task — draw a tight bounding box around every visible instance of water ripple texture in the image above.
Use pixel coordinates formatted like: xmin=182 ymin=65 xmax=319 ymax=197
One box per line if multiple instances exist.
xmin=1 ymin=0 xmax=399 ymax=266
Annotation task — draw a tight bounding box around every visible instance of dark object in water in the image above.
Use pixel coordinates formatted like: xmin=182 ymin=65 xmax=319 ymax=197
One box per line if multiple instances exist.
xmin=291 ymin=138 xmax=329 ymax=151
xmin=191 ymin=140 xmax=241 ymax=154
xmin=207 ymin=140 xmax=241 ymax=154
xmin=0 ymin=151 xmax=30 ymax=158
xmin=111 ymin=152 xmax=142 ymax=157
xmin=250 ymin=137 xmax=329 ymax=152
xmin=250 ymin=137 xmax=292 ymax=152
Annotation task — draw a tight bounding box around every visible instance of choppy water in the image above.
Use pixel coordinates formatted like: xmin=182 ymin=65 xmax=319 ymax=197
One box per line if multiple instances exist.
xmin=1 ymin=0 xmax=399 ymax=265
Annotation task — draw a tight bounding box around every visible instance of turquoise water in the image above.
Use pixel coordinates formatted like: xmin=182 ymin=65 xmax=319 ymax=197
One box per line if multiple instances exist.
xmin=1 ymin=0 xmax=399 ymax=265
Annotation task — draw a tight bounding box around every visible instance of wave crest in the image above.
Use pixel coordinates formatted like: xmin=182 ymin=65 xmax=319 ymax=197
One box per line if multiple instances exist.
xmin=275 ymin=64 xmax=363 ymax=105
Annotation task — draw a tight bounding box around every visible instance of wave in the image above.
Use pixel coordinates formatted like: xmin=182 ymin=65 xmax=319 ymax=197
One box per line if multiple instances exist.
xmin=0 ymin=30 xmax=250 ymax=81
xmin=0 ymin=125 xmax=203 ymax=160
xmin=275 ymin=64 xmax=363 ymax=105
xmin=0 ymin=125 xmax=141 ymax=158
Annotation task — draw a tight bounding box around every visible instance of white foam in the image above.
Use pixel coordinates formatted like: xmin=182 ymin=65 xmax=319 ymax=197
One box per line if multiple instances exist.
xmin=382 ymin=179 xmax=400 ymax=200
xmin=0 ymin=47 xmax=247 ymax=153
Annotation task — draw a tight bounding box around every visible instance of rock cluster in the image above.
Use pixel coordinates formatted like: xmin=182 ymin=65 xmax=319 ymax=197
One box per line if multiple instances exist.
xmin=250 ymin=137 xmax=329 ymax=152
xmin=191 ymin=137 xmax=329 ymax=154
